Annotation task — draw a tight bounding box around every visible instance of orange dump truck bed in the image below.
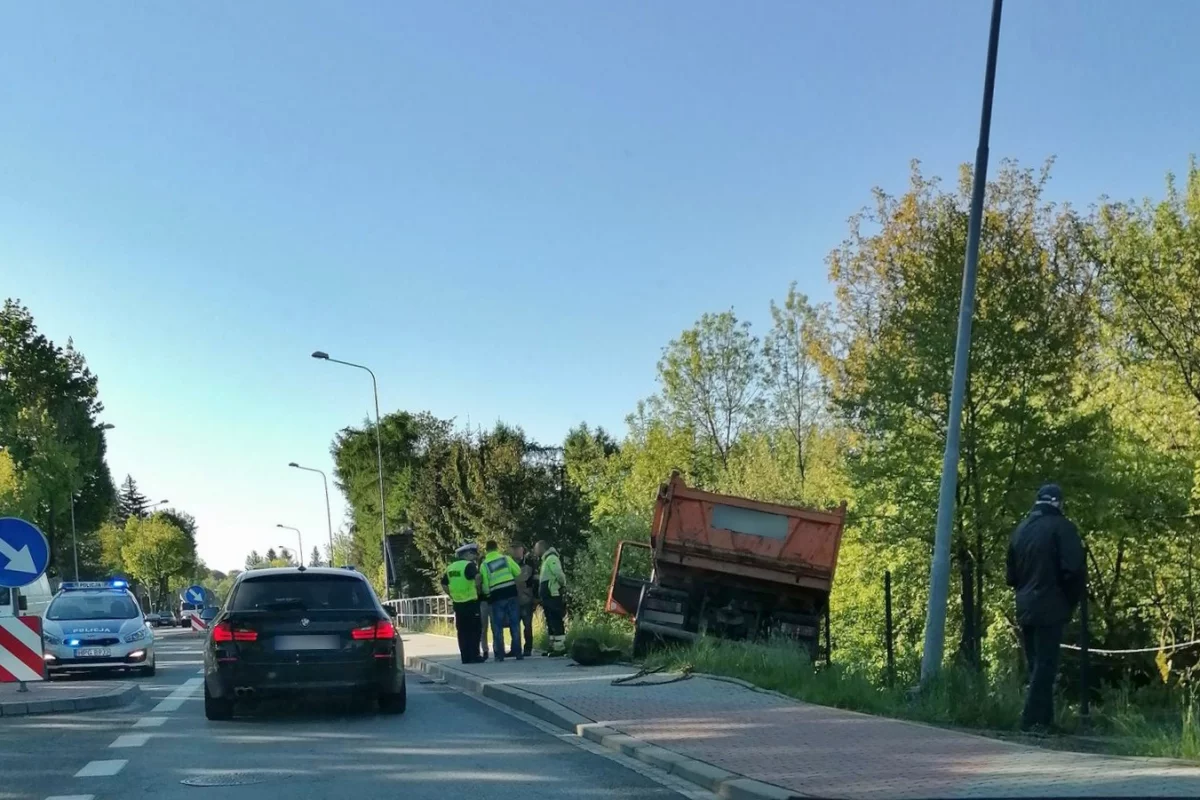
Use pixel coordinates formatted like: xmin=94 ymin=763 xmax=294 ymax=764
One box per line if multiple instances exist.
xmin=607 ymin=472 xmax=848 ymax=655
xmin=651 ymin=473 xmax=847 ymax=592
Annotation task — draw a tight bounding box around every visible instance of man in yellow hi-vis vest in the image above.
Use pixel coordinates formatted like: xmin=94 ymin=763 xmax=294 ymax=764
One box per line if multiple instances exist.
xmin=480 ymin=540 xmax=524 ymax=661
xmin=440 ymin=543 xmax=483 ymax=664
xmin=535 ymin=540 xmax=568 ymax=656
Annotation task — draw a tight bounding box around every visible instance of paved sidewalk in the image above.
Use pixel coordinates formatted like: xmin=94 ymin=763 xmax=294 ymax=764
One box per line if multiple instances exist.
xmin=403 ymin=633 xmax=1200 ymax=799
xmin=0 ymin=678 xmax=139 ymax=717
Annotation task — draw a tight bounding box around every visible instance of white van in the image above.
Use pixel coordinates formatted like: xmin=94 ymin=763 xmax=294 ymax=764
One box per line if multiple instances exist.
xmin=0 ymin=574 xmax=55 ymax=617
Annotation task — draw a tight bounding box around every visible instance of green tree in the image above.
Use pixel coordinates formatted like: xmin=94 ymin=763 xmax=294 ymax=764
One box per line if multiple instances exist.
xmin=121 ymin=515 xmax=193 ymax=610
xmin=244 ymin=549 xmax=263 ymax=570
xmin=825 ymin=159 xmax=1100 ymax=670
xmin=1096 ymin=161 xmax=1200 ymax=415
xmin=310 ymin=546 xmax=322 ymax=567
xmin=97 ymin=520 xmax=126 ymax=574
xmin=763 ymin=285 xmax=832 ymax=498
xmin=0 ymin=448 xmax=36 ymax=518
xmin=655 ymin=310 xmax=763 ymax=473
xmin=331 ymin=411 xmax=446 ymax=593
xmin=264 ymin=547 xmax=278 ymax=562
xmin=0 ymin=299 xmax=115 ymax=575
xmin=114 ymin=474 xmax=148 ymax=522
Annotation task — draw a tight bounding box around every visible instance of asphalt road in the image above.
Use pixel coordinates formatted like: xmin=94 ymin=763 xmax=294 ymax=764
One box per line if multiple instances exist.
xmin=2 ymin=627 xmax=698 ymax=800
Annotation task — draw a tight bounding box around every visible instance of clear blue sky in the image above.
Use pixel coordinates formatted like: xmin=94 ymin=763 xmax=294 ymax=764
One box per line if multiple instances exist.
xmin=2 ymin=2 xmax=1195 ymax=572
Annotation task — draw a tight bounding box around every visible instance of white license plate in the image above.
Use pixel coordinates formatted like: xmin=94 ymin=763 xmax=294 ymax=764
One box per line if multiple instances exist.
xmin=274 ymin=635 xmax=339 ymax=651
xmin=74 ymin=647 xmax=111 ymax=658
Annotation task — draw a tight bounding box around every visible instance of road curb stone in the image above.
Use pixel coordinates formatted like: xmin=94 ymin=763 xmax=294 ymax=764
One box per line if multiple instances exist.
xmin=0 ymin=683 xmax=140 ymax=718
xmin=407 ymin=654 xmax=804 ymax=800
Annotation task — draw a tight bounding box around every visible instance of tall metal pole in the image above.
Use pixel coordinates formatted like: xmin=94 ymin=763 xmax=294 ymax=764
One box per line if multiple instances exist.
xmin=70 ymin=492 xmax=79 ymax=582
xmin=289 ymin=463 xmax=334 ymax=565
xmin=367 ymin=370 xmax=389 ymax=581
xmin=311 ymin=353 xmax=389 ymax=587
xmin=920 ymin=0 xmax=1004 ymax=685
xmin=276 ymin=525 xmax=303 ymax=563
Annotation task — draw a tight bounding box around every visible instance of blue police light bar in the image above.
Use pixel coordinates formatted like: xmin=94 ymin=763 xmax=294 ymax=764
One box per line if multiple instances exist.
xmin=60 ymin=580 xmax=130 ymax=591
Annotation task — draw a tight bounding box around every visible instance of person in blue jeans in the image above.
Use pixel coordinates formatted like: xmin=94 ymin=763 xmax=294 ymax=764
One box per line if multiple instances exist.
xmin=479 ymin=540 xmax=524 ymax=661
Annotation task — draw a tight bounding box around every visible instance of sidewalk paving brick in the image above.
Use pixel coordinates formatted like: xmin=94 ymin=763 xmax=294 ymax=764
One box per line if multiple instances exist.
xmin=403 ymin=632 xmax=1200 ymax=798
xmin=0 ymin=678 xmax=139 ymax=717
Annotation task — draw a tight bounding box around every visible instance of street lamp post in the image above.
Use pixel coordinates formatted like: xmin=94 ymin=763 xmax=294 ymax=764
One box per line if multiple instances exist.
xmin=276 ymin=525 xmax=303 ymax=564
xmin=920 ymin=0 xmax=1004 ymax=685
xmin=146 ymin=500 xmax=169 ymax=514
xmin=311 ymin=351 xmax=391 ymax=588
xmin=288 ymin=462 xmax=333 ymax=566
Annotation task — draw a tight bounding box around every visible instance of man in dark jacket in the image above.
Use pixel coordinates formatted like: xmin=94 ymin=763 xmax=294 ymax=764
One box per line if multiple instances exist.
xmin=1006 ymin=483 xmax=1086 ymax=731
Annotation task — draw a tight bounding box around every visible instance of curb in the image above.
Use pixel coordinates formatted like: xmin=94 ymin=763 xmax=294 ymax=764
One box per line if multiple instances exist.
xmin=406 ymin=655 xmax=805 ymax=800
xmin=0 ymin=683 xmax=141 ymax=718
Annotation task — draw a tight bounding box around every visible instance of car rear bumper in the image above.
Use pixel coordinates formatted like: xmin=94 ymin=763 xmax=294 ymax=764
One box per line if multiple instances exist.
xmin=206 ymin=655 xmax=403 ymax=699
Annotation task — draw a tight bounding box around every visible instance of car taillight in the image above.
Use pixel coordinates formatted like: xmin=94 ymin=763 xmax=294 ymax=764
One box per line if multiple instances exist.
xmin=211 ymin=621 xmax=258 ymax=642
xmin=351 ymin=621 xmax=396 ymax=640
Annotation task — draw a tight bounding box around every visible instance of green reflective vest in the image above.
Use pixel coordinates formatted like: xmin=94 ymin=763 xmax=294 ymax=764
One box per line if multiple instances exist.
xmin=481 ymin=551 xmax=518 ymax=594
xmin=539 ymin=548 xmax=566 ymax=597
xmin=445 ymin=560 xmax=479 ymax=603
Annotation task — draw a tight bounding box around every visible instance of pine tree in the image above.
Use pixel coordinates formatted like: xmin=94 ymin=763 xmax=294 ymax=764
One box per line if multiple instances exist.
xmin=264 ymin=547 xmax=278 ymax=562
xmin=114 ymin=474 xmax=149 ymax=523
xmin=245 ymin=550 xmax=263 ymax=570
xmin=310 ymin=546 xmax=322 ymax=567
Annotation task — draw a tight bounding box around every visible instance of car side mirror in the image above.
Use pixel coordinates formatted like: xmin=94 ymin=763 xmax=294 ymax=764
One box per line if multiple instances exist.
xmin=18 ymin=597 xmax=27 ymax=612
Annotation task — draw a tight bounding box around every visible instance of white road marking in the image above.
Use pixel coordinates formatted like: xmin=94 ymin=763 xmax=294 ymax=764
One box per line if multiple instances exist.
xmin=45 ymin=795 xmax=95 ymax=800
xmin=152 ymin=677 xmax=204 ymax=713
xmin=110 ymin=733 xmax=151 ymax=748
xmin=133 ymin=716 xmax=167 ymax=728
xmin=74 ymin=760 xmax=127 ymax=777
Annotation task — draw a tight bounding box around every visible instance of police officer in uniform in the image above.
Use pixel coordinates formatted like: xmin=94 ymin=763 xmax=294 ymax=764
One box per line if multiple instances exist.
xmin=534 ymin=539 xmax=568 ymax=656
xmin=480 ymin=540 xmax=523 ymax=661
xmin=511 ymin=543 xmax=536 ymax=658
xmin=440 ymin=543 xmax=483 ymax=664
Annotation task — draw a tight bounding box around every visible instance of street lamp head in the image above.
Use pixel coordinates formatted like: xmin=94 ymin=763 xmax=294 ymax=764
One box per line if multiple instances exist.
xmin=99 ymin=423 xmax=115 ymax=431
xmin=288 ymin=462 xmax=299 ymax=468
xmin=311 ymin=351 xmax=329 ymax=360
xmin=275 ymin=523 xmax=285 ymax=529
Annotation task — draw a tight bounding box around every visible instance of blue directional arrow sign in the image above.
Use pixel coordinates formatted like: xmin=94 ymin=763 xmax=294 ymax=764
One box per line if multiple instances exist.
xmin=184 ymin=585 xmax=206 ymax=605
xmin=0 ymin=517 xmax=50 ymax=588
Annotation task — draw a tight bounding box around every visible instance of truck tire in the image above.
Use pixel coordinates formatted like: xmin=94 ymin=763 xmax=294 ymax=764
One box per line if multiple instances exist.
xmin=632 ymin=620 xmax=654 ymax=658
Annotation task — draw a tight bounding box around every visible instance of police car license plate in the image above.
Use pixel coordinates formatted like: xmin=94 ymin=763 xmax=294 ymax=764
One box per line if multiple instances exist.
xmin=75 ymin=647 xmax=110 ymax=658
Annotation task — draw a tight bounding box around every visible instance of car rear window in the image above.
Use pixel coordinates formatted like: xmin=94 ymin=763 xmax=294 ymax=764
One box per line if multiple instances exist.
xmin=230 ymin=574 xmax=376 ymax=612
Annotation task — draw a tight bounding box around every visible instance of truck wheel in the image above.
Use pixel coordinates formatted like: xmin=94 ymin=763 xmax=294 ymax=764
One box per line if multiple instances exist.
xmin=632 ymin=621 xmax=655 ymax=658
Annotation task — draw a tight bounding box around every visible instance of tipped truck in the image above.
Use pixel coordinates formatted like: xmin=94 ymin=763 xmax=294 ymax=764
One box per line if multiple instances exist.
xmin=606 ymin=471 xmax=847 ymax=658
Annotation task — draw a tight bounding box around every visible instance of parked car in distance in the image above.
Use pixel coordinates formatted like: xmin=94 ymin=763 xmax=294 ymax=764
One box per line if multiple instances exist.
xmin=150 ymin=609 xmax=179 ymax=628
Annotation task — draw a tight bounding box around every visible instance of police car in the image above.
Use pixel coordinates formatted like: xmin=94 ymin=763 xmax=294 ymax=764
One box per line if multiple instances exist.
xmin=41 ymin=581 xmax=157 ymax=676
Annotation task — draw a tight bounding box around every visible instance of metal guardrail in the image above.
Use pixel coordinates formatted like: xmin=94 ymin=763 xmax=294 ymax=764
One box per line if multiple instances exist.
xmin=383 ymin=594 xmax=455 ymax=630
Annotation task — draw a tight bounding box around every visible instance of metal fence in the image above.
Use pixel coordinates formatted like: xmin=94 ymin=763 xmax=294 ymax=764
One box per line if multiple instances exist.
xmin=384 ymin=594 xmax=455 ymax=630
